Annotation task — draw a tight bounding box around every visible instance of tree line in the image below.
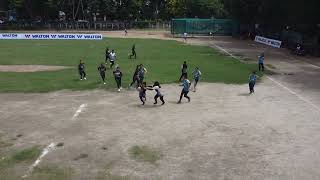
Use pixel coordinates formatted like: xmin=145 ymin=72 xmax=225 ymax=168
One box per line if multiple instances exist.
xmin=6 ymin=0 xmax=320 ymax=27
xmin=7 ymin=0 xmax=226 ymax=21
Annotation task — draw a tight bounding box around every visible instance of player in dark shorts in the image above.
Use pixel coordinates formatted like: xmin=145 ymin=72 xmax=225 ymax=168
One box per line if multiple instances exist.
xmin=249 ymin=71 xmax=259 ymax=94
xmin=105 ymin=47 xmax=110 ymax=64
xmin=179 ymin=61 xmax=188 ymax=82
xmin=138 ymin=64 xmax=147 ymax=86
xmin=138 ymin=82 xmax=148 ymax=105
xmin=109 ymin=50 xmax=116 ymax=69
xmin=130 ymin=65 xmax=140 ymax=88
xmin=129 ymin=44 xmax=137 ymax=59
xmin=78 ymin=60 xmax=86 ymax=80
xmin=149 ymin=81 xmax=165 ymax=105
xmin=113 ymin=66 xmax=123 ymax=92
xmin=178 ymin=76 xmax=191 ymax=103
xmin=98 ymin=63 xmax=107 ymax=84
xmin=192 ymin=67 xmax=202 ymax=92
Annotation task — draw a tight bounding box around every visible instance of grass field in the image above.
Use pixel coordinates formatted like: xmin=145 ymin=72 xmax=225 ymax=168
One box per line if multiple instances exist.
xmin=0 ymin=38 xmax=259 ymax=92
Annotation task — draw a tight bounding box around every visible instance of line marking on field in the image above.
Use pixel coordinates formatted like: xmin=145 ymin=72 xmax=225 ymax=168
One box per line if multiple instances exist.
xmin=212 ymin=44 xmax=242 ymax=61
xmin=72 ymin=104 xmax=87 ymax=120
xmin=22 ymin=143 xmax=56 ymax=178
xmin=212 ymin=43 xmax=320 ymax=113
xmin=266 ymin=76 xmax=320 ymax=112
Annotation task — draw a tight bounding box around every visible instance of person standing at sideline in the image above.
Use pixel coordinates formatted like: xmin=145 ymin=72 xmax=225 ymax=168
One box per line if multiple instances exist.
xmin=258 ymin=53 xmax=265 ymax=72
xmin=192 ymin=67 xmax=202 ymax=92
xmin=249 ymin=71 xmax=258 ymax=94
xmin=109 ymin=50 xmax=116 ymax=69
xmin=113 ymin=66 xmax=123 ymax=92
xmin=129 ymin=44 xmax=137 ymax=59
xmin=179 ymin=61 xmax=188 ymax=82
xmin=78 ymin=60 xmax=86 ymax=80
xmin=178 ymin=76 xmax=191 ymax=104
xmin=98 ymin=63 xmax=107 ymax=84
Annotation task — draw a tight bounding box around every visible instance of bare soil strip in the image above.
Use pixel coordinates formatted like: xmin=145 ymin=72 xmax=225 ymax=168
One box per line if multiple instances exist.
xmin=0 ymin=65 xmax=70 ymax=72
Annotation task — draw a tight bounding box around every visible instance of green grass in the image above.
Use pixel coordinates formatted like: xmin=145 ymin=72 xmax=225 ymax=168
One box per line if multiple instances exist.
xmin=0 ymin=147 xmax=72 ymax=180
xmin=0 ymin=146 xmax=41 ymax=179
xmin=129 ymin=145 xmax=161 ymax=164
xmin=0 ymin=146 xmax=41 ymax=169
xmin=0 ymin=38 xmax=259 ymax=92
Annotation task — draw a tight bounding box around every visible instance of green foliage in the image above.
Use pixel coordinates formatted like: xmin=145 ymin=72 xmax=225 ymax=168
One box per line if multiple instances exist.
xmin=224 ymin=0 xmax=320 ymax=25
xmin=11 ymin=146 xmax=41 ymax=162
xmin=167 ymin=0 xmax=226 ymax=18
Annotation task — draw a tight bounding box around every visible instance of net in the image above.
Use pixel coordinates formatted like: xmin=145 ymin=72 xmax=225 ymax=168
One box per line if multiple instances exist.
xmin=171 ymin=18 xmax=236 ymax=36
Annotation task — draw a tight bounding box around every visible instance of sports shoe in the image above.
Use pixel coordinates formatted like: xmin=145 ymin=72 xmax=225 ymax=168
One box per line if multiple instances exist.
xmin=120 ymin=87 xmax=123 ymax=90
xmin=118 ymin=89 xmax=120 ymax=92
xmin=80 ymin=79 xmax=83 ymax=80
xmin=104 ymin=82 xmax=106 ymax=85
xmin=84 ymin=77 xmax=87 ymax=80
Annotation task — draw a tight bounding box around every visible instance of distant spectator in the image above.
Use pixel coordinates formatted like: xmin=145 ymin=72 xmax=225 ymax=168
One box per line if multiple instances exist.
xmin=258 ymin=53 xmax=265 ymax=72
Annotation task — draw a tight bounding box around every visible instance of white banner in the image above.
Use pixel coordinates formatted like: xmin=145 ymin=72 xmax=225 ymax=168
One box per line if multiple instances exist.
xmin=255 ymin=35 xmax=282 ymax=48
xmin=0 ymin=33 xmax=103 ymax=40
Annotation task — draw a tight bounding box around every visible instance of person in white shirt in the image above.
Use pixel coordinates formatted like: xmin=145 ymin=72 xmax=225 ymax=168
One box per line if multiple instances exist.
xmin=148 ymin=81 xmax=165 ymax=105
xmin=183 ymin=32 xmax=188 ymax=42
xmin=109 ymin=50 xmax=116 ymax=69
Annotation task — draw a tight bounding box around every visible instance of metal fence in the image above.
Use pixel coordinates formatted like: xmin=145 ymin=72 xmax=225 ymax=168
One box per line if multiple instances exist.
xmin=171 ymin=18 xmax=237 ymax=36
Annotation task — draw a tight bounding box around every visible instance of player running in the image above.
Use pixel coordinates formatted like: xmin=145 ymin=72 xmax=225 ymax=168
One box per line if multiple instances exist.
xmin=109 ymin=50 xmax=116 ymax=69
xmin=179 ymin=61 xmax=188 ymax=82
xmin=113 ymin=66 xmax=123 ymax=92
xmin=129 ymin=65 xmax=140 ymax=88
xmin=137 ymin=82 xmax=148 ymax=105
xmin=249 ymin=71 xmax=258 ymax=94
xmin=129 ymin=44 xmax=137 ymax=59
xmin=98 ymin=63 xmax=107 ymax=84
xmin=192 ymin=67 xmax=202 ymax=92
xmin=138 ymin=64 xmax=147 ymax=86
xmin=105 ymin=47 xmax=110 ymax=64
xmin=178 ymin=76 xmax=191 ymax=104
xmin=78 ymin=59 xmax=86 ymax=80
xmin=149 ymin=81 xmax=165 ymax=105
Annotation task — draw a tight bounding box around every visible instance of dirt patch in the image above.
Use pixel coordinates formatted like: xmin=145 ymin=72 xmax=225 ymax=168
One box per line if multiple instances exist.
xmin=0 ymin=65 xmax=70 ymax=72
